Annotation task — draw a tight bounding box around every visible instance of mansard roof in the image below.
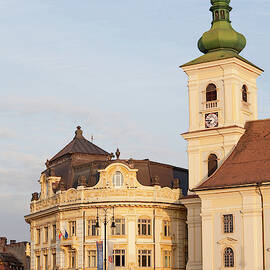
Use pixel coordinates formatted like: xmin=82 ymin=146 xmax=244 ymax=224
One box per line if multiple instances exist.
xmin=50 ymin=126 xmax=110 ymax=162
xmin=194 ymin=119 xmax=270 ymax=191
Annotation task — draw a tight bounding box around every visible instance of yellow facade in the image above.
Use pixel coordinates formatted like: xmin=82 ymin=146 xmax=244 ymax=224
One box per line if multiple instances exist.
xmin=181 ymin=51 xmax=263 ymax=270
xmin=182 ymin=58 xmax=262 ymax=190
xmin=25 ymin=162 xmax=187 ymax=270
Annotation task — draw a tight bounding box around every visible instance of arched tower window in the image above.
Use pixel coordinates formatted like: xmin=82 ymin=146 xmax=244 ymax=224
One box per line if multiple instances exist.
xmin=215 ymin=10 xmax=219 ymax=21
xmin=242 ymin=85 xmax=248 ymax=102
xmin=113 ymin=171 xmax=123 ymax=188
xmin=224 ymin=247 xmax=234 ymax=267
xmin=220 ymin=10 xmax=225 ymax=19
xmin=208 ymin=154 xmax=218 ymax=177
xmin=206 ymin=83 xmax=217 ymax=102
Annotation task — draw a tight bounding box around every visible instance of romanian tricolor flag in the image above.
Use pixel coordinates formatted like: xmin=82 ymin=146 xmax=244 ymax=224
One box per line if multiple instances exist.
xmin=58 ymin=231 xmax=63 ymax=240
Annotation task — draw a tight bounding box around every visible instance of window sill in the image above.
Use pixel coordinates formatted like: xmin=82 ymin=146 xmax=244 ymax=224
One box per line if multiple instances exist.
xmin=137 ymin=235 xmax=152 ymax=238
xmin=110 ymin=235 xmax=127 ymax=239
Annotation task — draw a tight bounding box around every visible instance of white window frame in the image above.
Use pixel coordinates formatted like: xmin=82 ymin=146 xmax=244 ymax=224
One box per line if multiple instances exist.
xmin=138 ymin=250 xmax=151 ymax=267
xmin=113 ymin=171 xmax=124 ymax=188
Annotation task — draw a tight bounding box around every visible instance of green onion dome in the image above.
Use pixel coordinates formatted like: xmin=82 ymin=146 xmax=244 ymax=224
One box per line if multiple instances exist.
xmin=198 ymin=0 xmax=246 ymax=54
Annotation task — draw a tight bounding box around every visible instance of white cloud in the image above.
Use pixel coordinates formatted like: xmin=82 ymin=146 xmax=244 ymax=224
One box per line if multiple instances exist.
xmin=0 ymin=128 xmax=16 ymax=139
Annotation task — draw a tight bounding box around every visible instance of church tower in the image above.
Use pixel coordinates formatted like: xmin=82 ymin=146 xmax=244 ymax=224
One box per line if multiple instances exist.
xmin=181 ymin=0 xmax=263 ymax=190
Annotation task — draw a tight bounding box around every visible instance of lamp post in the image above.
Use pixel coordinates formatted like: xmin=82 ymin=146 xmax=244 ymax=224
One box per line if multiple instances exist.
xmin=95 ymin=207 xmax=116 ymax=270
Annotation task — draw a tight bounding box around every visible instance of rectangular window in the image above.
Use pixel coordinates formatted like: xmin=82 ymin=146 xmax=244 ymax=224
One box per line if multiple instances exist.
xmin=138 ymin=250 xmax=151 ymax=267
xmin=163 ymin=221 xmax=171 ymax=237
xmin=69 ymin=250 xmax=76 ymax=268
xmin=163 ymin=250 xmax=171 ymax=267
xmin=138 ymin=219 xmax=151 ymax=236
xmin=88 ymin=250 xmax=97 ymax=267
xmin=44 ymin=255 xmax=48 ymax=269
xmin=52 ymin=224 xmax=57 ymax=242
xmin=69 ymin=221 xmax=76 ymax=237
xmin=112 ymin=219 xmax=125 ymax=236
xmin=36 ymin=256 xmax=40 ymax=270
xmin=52 ymin=253 xmax=56 ymax=269
xmin=113 ymin=249 xmax=125 ymax=267
xmin=44 ymin=227 xmax=48 ymax=243
xmin=88 ymin=220 xmax=99 ymax=236
xmin=223 ymin=214 xmax=233 ymax=233
xmin=36 ymin=229 xmax=40 ymax=244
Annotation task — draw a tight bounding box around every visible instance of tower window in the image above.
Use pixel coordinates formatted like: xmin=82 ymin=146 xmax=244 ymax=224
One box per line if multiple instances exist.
xmin=208 ymin=154 xmax=218 ymax=177
xmin=220 ymin=10 xmax=225 ymax=19
xmin=242 ymin=85 xmax=248 ymax=102
xmin=113 ymin=171 xmax=123 ymax=188
xmin=224 ymin=247 xmax=234 ymax=267
xmin=206 ymin=84 xmax=217 ymax=102
xmin=223 ymin=214 xmax=234 ymax=233
xmin=215 ymin=11 xmax=219 ymax=21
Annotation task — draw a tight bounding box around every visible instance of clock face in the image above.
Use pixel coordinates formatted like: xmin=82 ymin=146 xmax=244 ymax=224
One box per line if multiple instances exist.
xmin=205 ymin=113 xmax=218 ymax=128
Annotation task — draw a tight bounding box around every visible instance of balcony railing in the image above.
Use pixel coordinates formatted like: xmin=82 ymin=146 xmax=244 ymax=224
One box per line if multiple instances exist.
xmin=206 ymin=101 xmax=218 ymax=109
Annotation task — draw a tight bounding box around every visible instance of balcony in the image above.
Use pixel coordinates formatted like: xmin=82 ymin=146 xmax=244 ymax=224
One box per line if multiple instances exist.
xmin=206 ymin=101 xmax=218 ymax=109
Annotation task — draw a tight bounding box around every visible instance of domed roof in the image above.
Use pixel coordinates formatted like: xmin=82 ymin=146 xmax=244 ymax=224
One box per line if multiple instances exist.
xmin=50 ymin=126 xmax=110 ymax=162
xmin=198 ymin=0 xmax=246 ymax=54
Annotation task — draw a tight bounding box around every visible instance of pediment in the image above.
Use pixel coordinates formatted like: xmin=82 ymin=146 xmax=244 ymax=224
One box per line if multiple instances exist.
xmin=217 ymin=237 xmax=238 ymax=245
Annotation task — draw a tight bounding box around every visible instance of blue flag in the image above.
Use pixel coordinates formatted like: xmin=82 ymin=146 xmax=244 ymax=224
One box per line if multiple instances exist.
xmin=97 ymin=241 xmax=103 ymax=270
xmin=64 ymin=230 xmax=68 ymax=239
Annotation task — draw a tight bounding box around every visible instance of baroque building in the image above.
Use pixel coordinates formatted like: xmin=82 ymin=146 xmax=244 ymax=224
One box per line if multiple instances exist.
xmin=24 ymin=0 xmax=269 ymax=269
xmin=25 ymin=127 xmax=188 ymax=270
xmin=181 ymin=0 xmax=269 ymax=270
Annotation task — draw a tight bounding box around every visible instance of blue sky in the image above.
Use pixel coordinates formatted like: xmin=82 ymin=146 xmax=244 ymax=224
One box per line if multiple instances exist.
xmin=0 ymin=0 xmax=269 ymax=241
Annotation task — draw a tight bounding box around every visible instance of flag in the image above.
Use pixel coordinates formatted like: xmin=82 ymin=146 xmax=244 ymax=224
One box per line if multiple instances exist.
xmin=64 ymin=230 xmax=68 ymax=239
xmin=108 ymin=241 xmax=114 ymax=270
xmin=58 ymin=231 xmax=63 ymax=240
xmin=96 ymin=241 xmax=103 ymax=270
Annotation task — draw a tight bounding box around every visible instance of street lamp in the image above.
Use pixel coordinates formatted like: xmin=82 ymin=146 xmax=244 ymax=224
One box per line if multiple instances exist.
xmin=95 ymin=207 xmax=116 ymax=270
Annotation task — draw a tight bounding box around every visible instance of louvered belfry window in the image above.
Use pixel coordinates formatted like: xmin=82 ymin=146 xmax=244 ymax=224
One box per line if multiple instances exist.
xmin=206 ymin=83 xmax=217 ymax=102
xmin=208 ymin=154 xmax=218 ymax=177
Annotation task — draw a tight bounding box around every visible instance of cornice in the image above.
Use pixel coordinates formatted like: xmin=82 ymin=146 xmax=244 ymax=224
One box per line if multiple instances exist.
xmin=182 ymin=125 xmax=245 ymax=140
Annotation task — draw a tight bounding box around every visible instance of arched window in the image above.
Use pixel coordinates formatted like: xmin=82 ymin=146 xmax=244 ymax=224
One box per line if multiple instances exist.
xmin=208 ymin=154 xmax=218 ymax=177
xmin=215 ymin=10 xmax=219 ymax=21
xmin=206 ymin=83 xmax=217 ymax=102
xmin=224 ymin=247 xmax=234 ymax=267
xmin=220 ymin=10 xmax=225 ymax=19
xmin=242 ymin=85 xmax=248 ymax=102
xmin=113 ymin=171 xmax=123 ymax=188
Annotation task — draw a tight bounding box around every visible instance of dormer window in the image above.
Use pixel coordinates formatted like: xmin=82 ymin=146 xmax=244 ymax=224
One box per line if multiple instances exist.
xmin=242 ymin=85 xmax=248 ymax=102
xmin=206 ymin=84 xmax=217 ymax=102
xmin=113 ymin=171 xmax=123 ymax=188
